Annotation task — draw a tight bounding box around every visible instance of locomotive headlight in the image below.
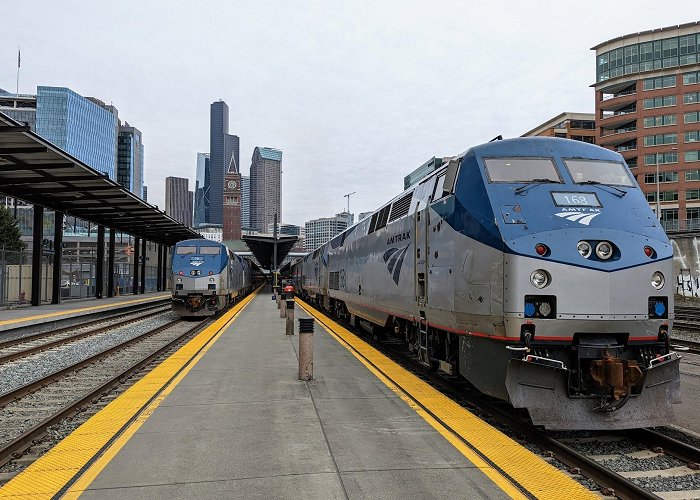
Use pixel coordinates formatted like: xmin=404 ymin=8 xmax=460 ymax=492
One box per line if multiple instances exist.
xmin=176 ymin=278 xmax=182 ymax=283
xmin=530 ymin=269 xmax=550 ymax=289
xmin=595 ymin=241 xmax=613 ymax=260
xmin=577 ymin=241 xmax=592 ymax=258
xmin=209 ymin=277 xmax=215 ymax=282
xmin=651 ymin=271 xmax=665 ymax=290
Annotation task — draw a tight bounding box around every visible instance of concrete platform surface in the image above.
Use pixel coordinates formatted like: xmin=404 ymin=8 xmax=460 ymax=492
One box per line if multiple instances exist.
xmin=0 ymin=292 xmax=171 ymax=332
xmin=74 ymin=293 xmax=509 ymax=500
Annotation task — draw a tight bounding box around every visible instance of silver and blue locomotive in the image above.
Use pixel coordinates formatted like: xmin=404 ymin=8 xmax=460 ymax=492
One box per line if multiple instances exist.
xmin=293 ymin=137 xmax=680 ymax=430
xmin=172 ymin=239 xmax=252 ymax=317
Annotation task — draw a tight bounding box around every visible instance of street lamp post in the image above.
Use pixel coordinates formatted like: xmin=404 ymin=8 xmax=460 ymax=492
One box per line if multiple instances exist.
xmin=656 ymin=151 xmax=661 ymax=220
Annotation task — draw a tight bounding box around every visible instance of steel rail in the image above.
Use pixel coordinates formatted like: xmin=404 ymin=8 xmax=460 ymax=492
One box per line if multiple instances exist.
xmin=0 ymin=318 xmax=182 ymax=407
xmin=0 ymin=318 xmax=208 ymax=467
xmin=0 ymin=307 xmax=170 ymax=364
xmin=297 ymin=297 xmax=665 ymax=500
xmin=0 ymin=301 xmax=169 ymax=350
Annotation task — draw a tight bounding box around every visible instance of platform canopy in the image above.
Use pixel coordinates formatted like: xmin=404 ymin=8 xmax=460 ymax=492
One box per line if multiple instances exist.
xmin=0 ymin=112 xmax=199 ymax=245
xmin=241 ymin=234 xmax=298 ymax=270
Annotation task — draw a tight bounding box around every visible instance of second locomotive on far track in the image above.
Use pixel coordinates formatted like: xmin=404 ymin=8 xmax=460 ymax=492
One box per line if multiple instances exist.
xmin=171 ymin=239 xmax=252 ymax=317
xmin=293 ymin=137 xmax=680 ymax=430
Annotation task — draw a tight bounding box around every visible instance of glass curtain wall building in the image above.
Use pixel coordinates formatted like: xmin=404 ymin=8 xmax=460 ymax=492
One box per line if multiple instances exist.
xmin=250 ymin=147 xmax=282 ymax=234
xmin=117 ymin=125 xmax=144 ymax=198
xmin=240 ymin=175 xmax=251 ymax=230
xmin=36 ymin=86 xmax=118 ymax=179
xmin=193 ymin=152 xmax=210 ymax=227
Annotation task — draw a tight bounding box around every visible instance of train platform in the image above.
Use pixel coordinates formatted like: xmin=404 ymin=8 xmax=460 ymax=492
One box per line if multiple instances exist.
xmin=0 ymin=292 xmax=171 ymax=333
xmin=0 ymin=289 xmax=596 ymax=500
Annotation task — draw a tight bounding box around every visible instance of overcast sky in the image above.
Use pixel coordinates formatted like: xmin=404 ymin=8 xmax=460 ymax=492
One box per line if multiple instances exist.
xmin=2 ymin=2 xmax=694 ymax=226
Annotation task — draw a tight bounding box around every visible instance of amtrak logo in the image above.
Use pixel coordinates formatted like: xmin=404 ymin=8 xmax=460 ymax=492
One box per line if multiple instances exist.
xmin=383 ymin=245 xmax=410 ymax=285
xmin=555 ymin=211 xmax=601 ymax=226
xmin=190 ymin=261 xmax=204 ymax=266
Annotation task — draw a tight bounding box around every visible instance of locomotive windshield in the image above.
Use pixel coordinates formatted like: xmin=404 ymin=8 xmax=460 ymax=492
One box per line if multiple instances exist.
xmin=176 ymin=246 xmax=197 ymax=255
xmin=484 ymin=158 xmax=561 ymax=183
xmin=200 ymin=247 xmax=221 ymax=255
xmin=564 ymin=159 xmax=635 ymax=187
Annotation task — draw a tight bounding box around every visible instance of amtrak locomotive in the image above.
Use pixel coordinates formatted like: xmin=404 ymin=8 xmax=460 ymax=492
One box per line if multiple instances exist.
xmin=292 ymin=137 xmax=680 ymax=430
xmin=172 ymin=239 xmax=252 ymax=317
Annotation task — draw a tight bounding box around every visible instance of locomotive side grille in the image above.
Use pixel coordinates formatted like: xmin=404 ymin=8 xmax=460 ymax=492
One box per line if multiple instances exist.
xmin=329 ymin=271 xmax=340 ymax=290
xmin=389 ymin=191 xmax=413 ymax=222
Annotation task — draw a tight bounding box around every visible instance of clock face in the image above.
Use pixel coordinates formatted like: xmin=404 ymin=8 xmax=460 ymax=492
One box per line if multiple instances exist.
xmin=227 ymin=180 xmax=237 ymax=189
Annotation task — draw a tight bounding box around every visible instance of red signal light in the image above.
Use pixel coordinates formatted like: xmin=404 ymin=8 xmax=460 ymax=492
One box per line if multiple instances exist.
xmin=644 ymin=246 xmax=653 ymax=257
xmin=179 ymin=271 xmax=184 ymax=275
xmin=535 ymin=244 xmax=548 ymax=256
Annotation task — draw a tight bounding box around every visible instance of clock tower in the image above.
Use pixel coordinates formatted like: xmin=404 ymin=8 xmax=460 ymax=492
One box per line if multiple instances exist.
xmin=223 ymin=171 xmax=242 ymax=240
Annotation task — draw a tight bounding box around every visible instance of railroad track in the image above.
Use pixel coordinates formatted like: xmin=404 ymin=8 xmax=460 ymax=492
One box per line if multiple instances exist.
xmin=0 ymin=316 xmax=207 ymax=470
xmin=0 ymin=304 xmax=171 ymax=364
xmin=299 ymin=298 xmax=700 ymax=499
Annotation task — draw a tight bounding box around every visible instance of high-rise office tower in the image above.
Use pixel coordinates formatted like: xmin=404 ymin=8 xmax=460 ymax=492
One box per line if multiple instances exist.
xmin=165 ymin=176 xmax=192 ymax=227
xmin=117 ymin=123 xmax=145 ymax=198
xmin=240 ymin=175 xmax=250 ymax=230
xmin=209 ymin=100 xmax=240 ymax=225
xmin=250 ymin=147 xmax=282 ymax=233
xmin=35 ymin=86 xmax=119 ymax=179
xmin=193 ymin=152 xmax=210 ymax=227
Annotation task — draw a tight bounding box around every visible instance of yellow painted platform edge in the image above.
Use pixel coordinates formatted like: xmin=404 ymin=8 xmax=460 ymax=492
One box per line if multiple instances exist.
xmin=296 ymin=299 xmax=598 ymax=500
xmin=0 ymin=294 xmax=171 ymax=326
xmin=0 ymin=288 xmax=259 ymax=500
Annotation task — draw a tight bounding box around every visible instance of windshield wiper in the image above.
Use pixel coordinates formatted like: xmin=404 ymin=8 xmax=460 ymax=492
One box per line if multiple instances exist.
xmin=514 ymin=179 xmax=560 ymax=195
xmin=578 ymin=180 xmax=627 ymax=198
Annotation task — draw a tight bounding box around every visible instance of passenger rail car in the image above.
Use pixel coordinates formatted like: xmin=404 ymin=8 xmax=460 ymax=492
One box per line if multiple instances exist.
xmin=172 ymin=239 xmax=252 ymax=317
xmin=292 ymin=137 xmax=680 ymax=430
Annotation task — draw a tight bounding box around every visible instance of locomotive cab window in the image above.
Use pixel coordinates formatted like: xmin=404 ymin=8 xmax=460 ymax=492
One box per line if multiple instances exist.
xmin=176 ymin=246 xmax=197 ymax=255
xmin=200 ymin=247 xmax=221 ymax=255
xmin=484 ymin=158 xmax=562 ymax=183
xmin=564 ymin=159 xmax=636 ymax=187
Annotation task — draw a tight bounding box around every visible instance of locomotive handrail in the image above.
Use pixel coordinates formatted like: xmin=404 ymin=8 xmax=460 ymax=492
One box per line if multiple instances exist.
xmin=648 ymin=352 xmax=680 ymax=369
xmin=524 ymin=354 xmax=566 ymax=370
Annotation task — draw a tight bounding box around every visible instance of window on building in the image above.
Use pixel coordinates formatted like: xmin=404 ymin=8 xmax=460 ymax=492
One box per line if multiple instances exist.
xmin=643 ymin=114 xmax=677 ymax=128
xmin=687 ymin=169 xmax=700 ymax=181
xmin=644 ymin=172 xmax=679 ymax=183
xmin=684 ymin=71 xmax=700 ymax=85
xmin=684 ymin=92 xmax=700 ymax=104
xmin=686 ymin=151 xmax=700 ymax=162
xmin=646 ymin=192 xmax=657 ymax=202
xmin=661 ymin=209 xmax=679 ymax=230
xmin=686 ymin=131 xmax=700 ymax=143
xmin=644 ymin=153 xmax=679 ymax=165
xmin=643 ymin=96 xmax=677 ymax=109
xmin=687 ymin=209 xmax=700 ymax=228
xmin=643 ymin=75 xmax=676 ymax=90
xmin=660 ymin=191 xmax=679 ymax=202
xmin=685 ymin=112 xmax=700 ymax=124
xmin=687 ymin=189 xmax=700 ymax=200
xmin=643 ymin=134 xmax=677 ymax=147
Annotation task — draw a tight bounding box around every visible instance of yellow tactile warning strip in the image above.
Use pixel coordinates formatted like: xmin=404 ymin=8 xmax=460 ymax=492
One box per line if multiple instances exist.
xmin=296 ymin=300 xmax=598 ymax=500
xmin=0 ymin=294 xmax=171 ymax=327
xmin=0 ymin=288 xmax=260 ymax=500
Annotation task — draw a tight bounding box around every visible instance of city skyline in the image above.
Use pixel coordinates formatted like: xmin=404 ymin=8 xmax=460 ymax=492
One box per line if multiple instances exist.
xmin=2 ymin=3 xmax=695 ymax=226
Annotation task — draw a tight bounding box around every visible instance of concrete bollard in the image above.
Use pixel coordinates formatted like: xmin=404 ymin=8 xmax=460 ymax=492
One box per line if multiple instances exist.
xmin=285 ymin=300 xmax=295 ymax=335
xmin=298 ymin=318 xmax=314 ymax=381
xmin=276 ymin=289 xmax=282 ymax=309
xmin=279 ymin=293 xmax=286 ymax=318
